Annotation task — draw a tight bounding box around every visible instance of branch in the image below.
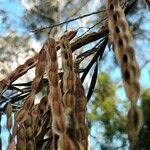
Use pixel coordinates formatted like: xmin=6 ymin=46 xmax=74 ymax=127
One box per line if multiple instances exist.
xmin=31 ymin=9 xmax=106 ymax=32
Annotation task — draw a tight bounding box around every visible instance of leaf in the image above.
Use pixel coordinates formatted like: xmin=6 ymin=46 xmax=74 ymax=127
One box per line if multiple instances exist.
xmin=81 ymin=37 xmax=108 ymax=83
xmin=87 ymin=61 xmax=98 ymax=101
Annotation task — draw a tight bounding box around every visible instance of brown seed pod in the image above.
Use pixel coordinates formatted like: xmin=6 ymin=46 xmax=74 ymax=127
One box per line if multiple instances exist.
xmin=58 ymin=133 xmax=75 ymax=150
xmin=1 ymin=55 xmax=38 ymax=89
xmin=15 ymin=47 xmax=46 ymax=125
xmin=6 ymin=103 xmax=12 ymax=130
xmin=24 ymin=114 xmax=36 ymax=149
xmin=128 ymin=105 xmax=141 ymax=149
xmin=76 ymin=97 xmax=87 ymax=112
xmin=15 ymin=109 xmax=28 ymax=123
xmin=31 ymin=96 xmax=49 ymax=136
xmin=75 ymin=78 xmax=88 ymax=149
xmin=104 ymin=0 xmax=141 ymax=148
xmin=45 ymin=37 xmax=71 ymax=149
xmin=65 ymin=93 xmax=74 ymax=108
xmin=26 ymin=140 xmax=36 ymax=150
xmin=16 ymin=125 xmax=26 ymax=150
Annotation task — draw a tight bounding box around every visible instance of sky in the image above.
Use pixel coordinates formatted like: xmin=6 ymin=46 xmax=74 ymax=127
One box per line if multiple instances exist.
xmin=0 ymin=1 xmax=150 ymax=150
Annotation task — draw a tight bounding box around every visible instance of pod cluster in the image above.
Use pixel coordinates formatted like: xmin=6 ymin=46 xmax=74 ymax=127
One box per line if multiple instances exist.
xmin=45 ymin=37 xmax=75 ymax=150
xmin=3 ymin=31 xmax=88 ymax=150
xmin=104 ymin=0 xmax=141 ymax=148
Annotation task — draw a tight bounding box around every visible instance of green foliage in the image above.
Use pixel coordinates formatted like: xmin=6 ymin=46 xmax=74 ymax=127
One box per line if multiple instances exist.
xmin=87 ymin=73 xmax=128 ymax=149
xmin=137 ymin=89 xmax=150 ymax=149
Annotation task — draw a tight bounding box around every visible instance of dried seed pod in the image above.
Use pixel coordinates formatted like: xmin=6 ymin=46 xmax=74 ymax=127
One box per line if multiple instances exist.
xmin=60 ymin=36 xmax=79 ymax=147
xmin=45 ymin=37 xmax=75 ymax=149
xmin=104 ymin=0 xmax=141 ymax=148
xmin=24 ymin=114 xmax=36 ymax=150
xmin=58 ymin=133 xmax=75 ymax=150
xmin=1 ymin=55 xmax=38 ymax=89
xmin=75 ymin=78 xmax=88 ymax=150
xmin=15 ymin=108 xmax=29 ymax=123
xmin=45 ymin=38 xmax=67 ymax=134
xmin=16 ymin=125 xmax=26 ymax=150
xmin=6 ymin=103 xmax=15 ymax=150
xmin=35 ymin=112 xmax=50 ymax=145
xmin=6 ymin=103 xmax=12 ymax=130
xmin=34 ymin=102 xmax=50 ymax=137
xmin=15 ymin=48 xmax=46 ymax=124
xmin=60 ymin=36 xmax=76 ymax=117
xmin=128 ymin=105 xmax=142 ymax=149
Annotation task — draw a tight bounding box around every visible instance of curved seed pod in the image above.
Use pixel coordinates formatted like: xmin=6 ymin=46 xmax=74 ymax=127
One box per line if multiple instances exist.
xmin=15 ymin=48 xmax=47 ymax=124
xmin=75 ymin=78 xmax=88 ymax=150
xmin=6 ymin=103 xmax=12 ymax=130
xmin=45 ymin=37 xmax=75 ymax=150
xmin=34 ymin=96 xmax=50 ymax=137
xmin=104 ymin=0 xmax=141 ymax=148
xmin=16 ymin=125 xmax=26 ymax=150
xmin=24 ymin=113 xmax=36 ymax=150
xmin=128 ymin=105 xmax=143 ymax=149
xmin=0 ymin=55 xmax=38 ymax=91
xmin=60 ymin=36 xmax=76 ymax=117
xmin=30 ymin=104 xmax=49 ymax=146
xmin=60 ymin=36 xmax=79 ymax=147
xmin=58 ymin=133 xmax=75 ymax=150
xmin=45 ymin=38 xmax=66 ymax=134
xmin=6 ymin=103 xmax=15 ymax=150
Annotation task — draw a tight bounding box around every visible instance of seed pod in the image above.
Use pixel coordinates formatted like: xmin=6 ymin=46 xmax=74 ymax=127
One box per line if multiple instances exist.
xmin=15 ymin=109 xmax=28 ymax=123
xmin=6 ymin=103 xmax=12 ymax=130
xmin=58 ymin=133 xmax=75 ymax=150
xmin=75 ymin=78 xmax=88 ymax=149
xmin=16 ymin=125 xmax=26 ymax=150
xmin=104 ymin=0 xmax=141 ymax=148
xmin=45 ymin=37 xmax=75 ymax=149
xmin=24 ymin=114 xmax=36 ymax=150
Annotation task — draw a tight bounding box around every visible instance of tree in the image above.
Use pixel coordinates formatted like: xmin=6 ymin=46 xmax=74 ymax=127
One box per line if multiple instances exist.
xmin=87 ymin=73 xmax=128 ymax=149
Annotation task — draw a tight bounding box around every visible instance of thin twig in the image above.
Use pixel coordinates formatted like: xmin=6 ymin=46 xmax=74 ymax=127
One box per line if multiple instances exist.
xmin=31 ymin=10 xmax=106 ymax=32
